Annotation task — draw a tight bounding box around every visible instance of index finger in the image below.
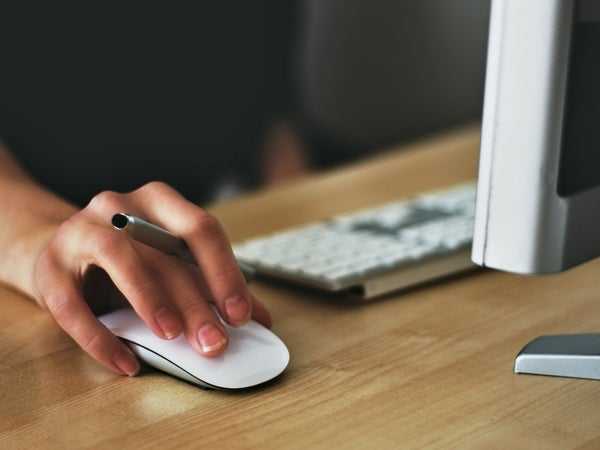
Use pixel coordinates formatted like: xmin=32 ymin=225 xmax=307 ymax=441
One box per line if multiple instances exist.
xmin=130 ymin=182 xmax=252 ymax=326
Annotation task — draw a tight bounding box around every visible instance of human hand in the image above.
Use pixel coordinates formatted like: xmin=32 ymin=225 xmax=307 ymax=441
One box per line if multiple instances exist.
xmin=34 ymin=182 xmax=271 ymax=376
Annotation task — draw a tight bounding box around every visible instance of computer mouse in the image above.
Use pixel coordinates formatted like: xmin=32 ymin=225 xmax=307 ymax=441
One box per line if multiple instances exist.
xmin=98 ymin=308 xmax=289 ymax=390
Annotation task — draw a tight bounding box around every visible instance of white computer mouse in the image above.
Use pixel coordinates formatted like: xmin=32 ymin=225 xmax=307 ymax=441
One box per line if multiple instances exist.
xmin=98 ymin=308 xmax=289 ymax=390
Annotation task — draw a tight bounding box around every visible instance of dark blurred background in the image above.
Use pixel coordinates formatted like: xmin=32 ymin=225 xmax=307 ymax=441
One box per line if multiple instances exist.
xmin=0 ymin=1 xmax=490 ymax=205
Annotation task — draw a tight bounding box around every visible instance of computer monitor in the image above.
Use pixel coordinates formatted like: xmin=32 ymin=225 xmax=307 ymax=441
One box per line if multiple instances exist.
xmin=472 ymin=0 xmax=600 ymax=379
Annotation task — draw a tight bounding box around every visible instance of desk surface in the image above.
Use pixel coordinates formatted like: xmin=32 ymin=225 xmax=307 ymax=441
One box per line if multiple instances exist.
xmin=3 ymin=126 xmax=600 ymax=450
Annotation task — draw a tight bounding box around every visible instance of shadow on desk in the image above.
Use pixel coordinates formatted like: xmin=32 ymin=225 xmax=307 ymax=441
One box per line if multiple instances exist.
xmin=250 ymin=268 xmax=487 ymax=309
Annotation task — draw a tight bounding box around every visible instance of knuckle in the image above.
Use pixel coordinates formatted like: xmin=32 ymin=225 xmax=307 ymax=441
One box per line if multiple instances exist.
xmin=80 ymin=332 xmax=105 ymax=355
xmin=179 ymin=301 xmax=211 ymax=322
xmin=49 ymin=219 xmax=76 ymax=248
xmin=41 ymin=216 xmax=85 ymax=263
xmin=189 ymin=211 xmax=222 ymax=237
xmin=54 ymin=214 xmax=79 ymax=236
xmin=45 ymin=292 xmax=75 ymax=325
xmin=87 ymin=190 xmax=123 ymax=213
xmin=211 ymin=264 xmax=241 ymax=287
xmin=140 ymin=180 xmax=171 ymax=196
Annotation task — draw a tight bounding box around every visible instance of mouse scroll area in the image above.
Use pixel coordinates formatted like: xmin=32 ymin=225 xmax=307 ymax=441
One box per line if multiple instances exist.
xmin=99 ymin=308 xmax=290 ymax=390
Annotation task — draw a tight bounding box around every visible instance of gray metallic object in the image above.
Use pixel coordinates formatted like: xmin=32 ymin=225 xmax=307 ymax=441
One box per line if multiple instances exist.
xmin=111 ymin=213 xmax=255 ymax=281
xmin=515 ymin=335 xmax=600 ymax=380
xmin=474 ymin=0 xmax=600 ymax=380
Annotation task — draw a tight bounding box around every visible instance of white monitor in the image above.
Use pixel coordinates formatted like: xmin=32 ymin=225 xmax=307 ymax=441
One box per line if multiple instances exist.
xmin=472 ymin=0 xmax=600 ymax=379
xmin=473 ymin=0 xmax=600 ymax=275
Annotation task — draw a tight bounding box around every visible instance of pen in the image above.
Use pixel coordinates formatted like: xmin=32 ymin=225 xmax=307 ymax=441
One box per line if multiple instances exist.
xmin=111 ymin=213 xmax=255 ymax=281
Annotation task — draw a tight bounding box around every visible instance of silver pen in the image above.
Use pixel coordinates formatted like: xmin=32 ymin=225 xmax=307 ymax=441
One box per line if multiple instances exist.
xmin=111 ymin=213 xmax=255 ymax=281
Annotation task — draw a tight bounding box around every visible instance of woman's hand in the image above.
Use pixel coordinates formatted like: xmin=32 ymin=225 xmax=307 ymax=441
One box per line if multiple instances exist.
xmin=34 ymin=181 xmax=271 ymax=376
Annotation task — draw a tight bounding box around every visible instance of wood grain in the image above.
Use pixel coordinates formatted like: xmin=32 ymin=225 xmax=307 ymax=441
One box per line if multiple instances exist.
xmin=3 ymin=125 xmax=600 ymax=450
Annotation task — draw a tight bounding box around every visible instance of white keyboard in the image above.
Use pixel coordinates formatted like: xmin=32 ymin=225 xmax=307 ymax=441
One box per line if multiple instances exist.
xmin=234 ymin=182 xmax=477 ymax=299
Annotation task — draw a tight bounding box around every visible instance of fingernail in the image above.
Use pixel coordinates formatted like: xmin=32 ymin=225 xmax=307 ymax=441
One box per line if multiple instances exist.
xmin=197 ymin=323 xmax=227 ymax=353
xmin=225 ymin=295 xmax=250 ymax=324
xmin=154 ymin=307 xmax=181 ymax=339
xmin=114 ymin=346 xmax=139 ymax=376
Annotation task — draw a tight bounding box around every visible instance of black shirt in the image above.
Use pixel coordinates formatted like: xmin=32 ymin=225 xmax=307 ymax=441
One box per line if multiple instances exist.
xmin=0 ymin=2 xmax=295 ymax=205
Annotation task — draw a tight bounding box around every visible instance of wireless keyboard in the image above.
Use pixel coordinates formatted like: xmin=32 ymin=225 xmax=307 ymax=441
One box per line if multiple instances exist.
xmin=233 ymin=182 xmax=477 ymax=299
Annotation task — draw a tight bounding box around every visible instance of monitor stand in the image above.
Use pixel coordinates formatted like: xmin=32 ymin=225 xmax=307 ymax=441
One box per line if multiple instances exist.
xmin=515 ymin=334 xmax=600 ymax=380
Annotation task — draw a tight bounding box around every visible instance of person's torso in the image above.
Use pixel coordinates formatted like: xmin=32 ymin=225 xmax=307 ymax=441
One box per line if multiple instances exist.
xmin=0 ymin=3 xmax=279 ymax=204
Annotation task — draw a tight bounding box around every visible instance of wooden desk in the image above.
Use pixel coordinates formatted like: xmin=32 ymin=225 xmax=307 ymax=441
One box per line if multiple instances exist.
xmin=3 ymin=126 xmax=600 ymax=450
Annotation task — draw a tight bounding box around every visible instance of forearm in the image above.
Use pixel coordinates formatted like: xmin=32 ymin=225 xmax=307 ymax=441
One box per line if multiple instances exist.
xmin=0 ymin=145 xmax=77 ymax=302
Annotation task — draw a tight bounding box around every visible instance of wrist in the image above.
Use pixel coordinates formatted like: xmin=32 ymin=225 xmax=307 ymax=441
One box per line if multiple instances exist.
xmin=1 ymin=219 xmax=63 ymax=304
